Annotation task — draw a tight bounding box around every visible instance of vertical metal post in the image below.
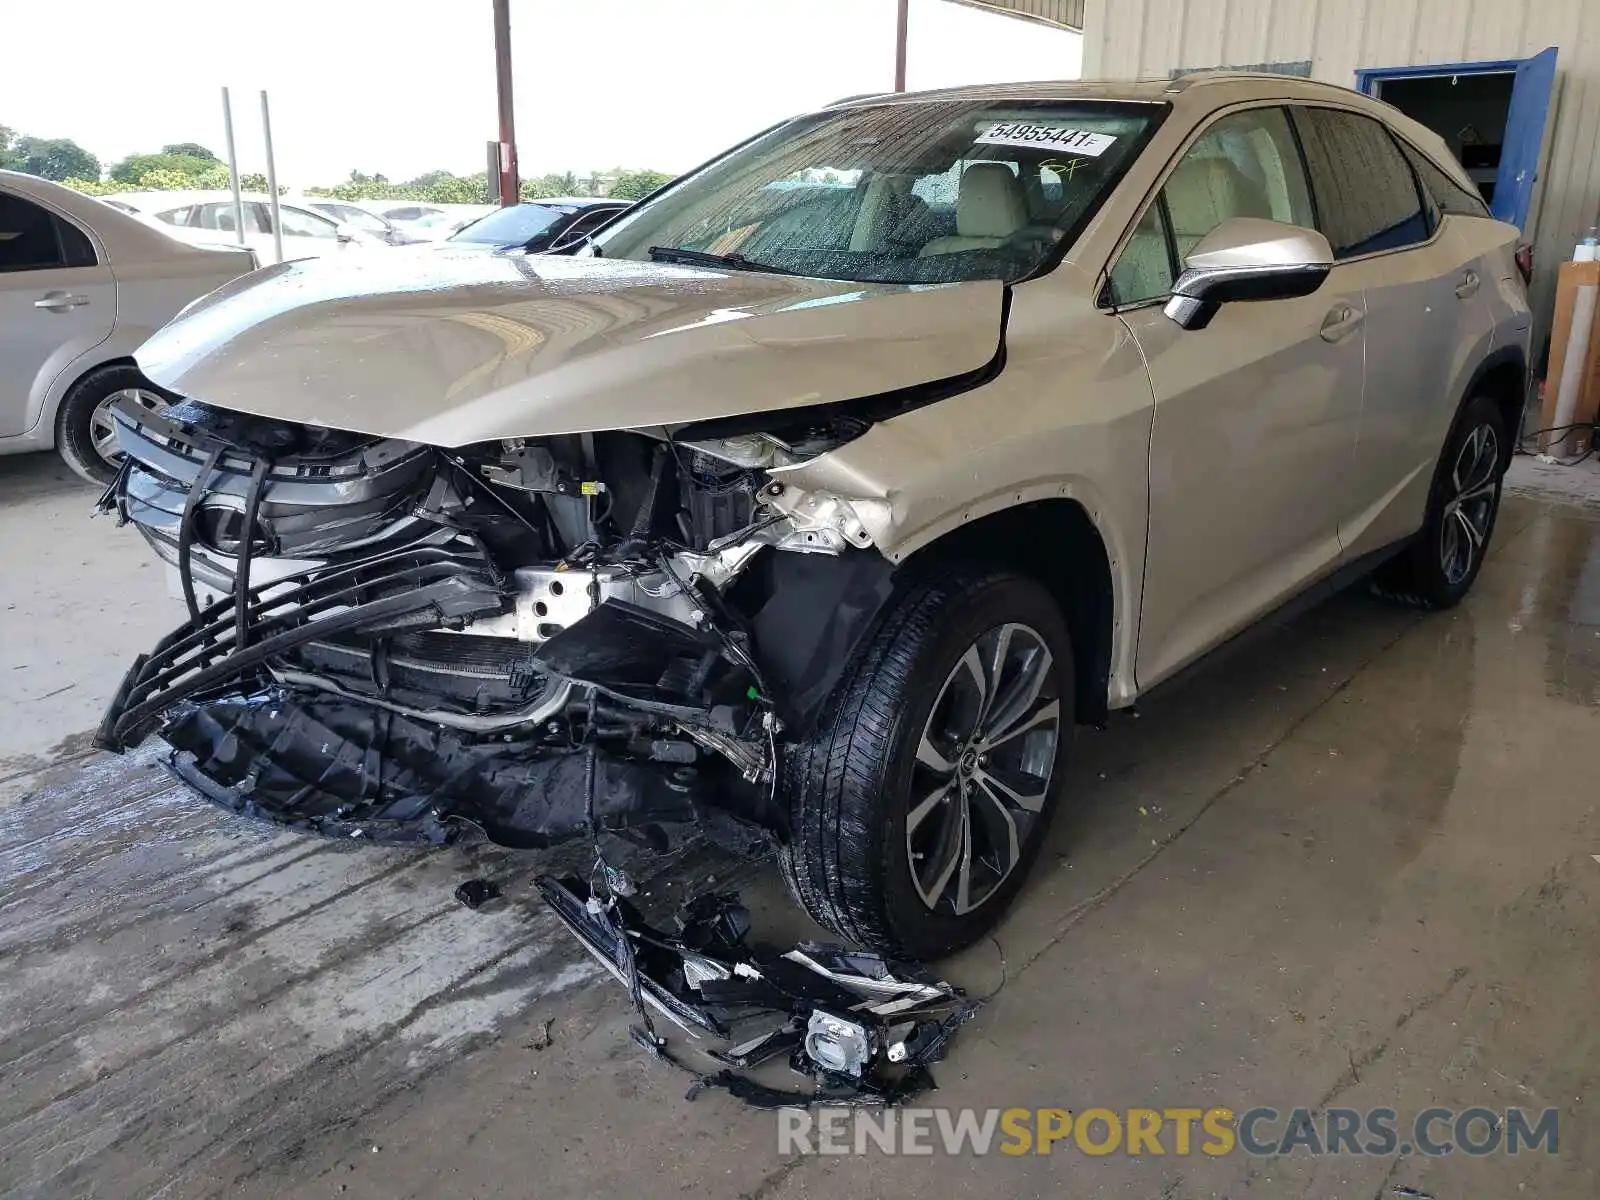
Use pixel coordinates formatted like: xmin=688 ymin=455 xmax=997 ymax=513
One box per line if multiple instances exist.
xmin=894 ymin=0 xmax=910 ymax=92
xmin=220 ymin=87 xmax=247 ymax=251
xmin=260 ymin=90 xmax=283 ymax=265
xmin=492 ymin=0 xmax=519 ymax=206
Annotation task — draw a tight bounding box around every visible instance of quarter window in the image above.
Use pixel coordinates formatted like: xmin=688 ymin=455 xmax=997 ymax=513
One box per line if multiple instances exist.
xmin=1291 ymin=107 xmax=1430 ymax=259
xmin=550 ymin=208 xmax=618 ymax=248
xmin=1397 ymin=139 xmax=1491 ymax=220
xmin=1108 ymin=106 xmax=1313 ymax=306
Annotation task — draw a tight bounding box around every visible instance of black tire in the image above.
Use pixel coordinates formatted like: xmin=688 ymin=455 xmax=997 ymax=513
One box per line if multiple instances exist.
xmin=1370 ymin=393 xmax=1507 ymax=611
xmin=778 ymin=567 xmax=1074 ymax=959
xmin=54 ymin=363 xmax=172 ymax=485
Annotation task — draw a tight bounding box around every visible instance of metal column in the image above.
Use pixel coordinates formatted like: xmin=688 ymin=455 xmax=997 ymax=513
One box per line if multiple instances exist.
xmin=493 ymin=0 xmax=519 ymax=205
xmin=894 ymin=0 xmax=910 ymax=91
xmin=220 ymin=88 xmax=247 ymax=250
xmin=260 ymin=91 xmax=283 ymax=264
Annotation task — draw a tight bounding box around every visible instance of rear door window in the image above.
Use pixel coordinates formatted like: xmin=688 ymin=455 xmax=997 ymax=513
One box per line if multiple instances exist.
xmin=271 ymin=206 xmax=339 ymax=238
xmin=1291 ymin=107 xmax=1430 ymax=259
xmin=0 ymin=193 xmax=95 ymax=271
xmin=194 ymin=202 xmax=257 ymax=234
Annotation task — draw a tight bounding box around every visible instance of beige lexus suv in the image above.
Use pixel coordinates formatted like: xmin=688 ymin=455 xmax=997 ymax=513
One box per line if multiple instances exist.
xmin=99 ymin=73 xmax=1529 ymax=958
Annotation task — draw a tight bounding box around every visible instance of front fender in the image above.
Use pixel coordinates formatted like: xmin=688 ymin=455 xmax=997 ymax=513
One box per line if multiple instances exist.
xmin=767 ymin=286 xmax=1156 ymax=708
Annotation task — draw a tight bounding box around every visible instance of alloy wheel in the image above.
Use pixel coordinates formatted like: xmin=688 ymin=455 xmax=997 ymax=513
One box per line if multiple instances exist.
xmin=1440 ymin=423 xmax=1499 ymax=586
xmin=907 ymin=622 xmax=1061 ymax=915
xmin=89 ymin=388 xmax=168 ymax=469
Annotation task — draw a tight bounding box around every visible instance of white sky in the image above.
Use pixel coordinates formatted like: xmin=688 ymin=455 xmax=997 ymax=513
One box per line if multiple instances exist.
xmin=0 ymin=0 xmax=1080 ymax=187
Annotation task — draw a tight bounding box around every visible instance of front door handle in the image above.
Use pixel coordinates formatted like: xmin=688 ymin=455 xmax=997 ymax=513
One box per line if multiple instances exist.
xmin=1455 ymin=269 xmax=1481 ymax=299
xmin=34 ymin=291 xmax=89 ymax=312
xmin=1319 ymin=303 xmax=1363 ymax=343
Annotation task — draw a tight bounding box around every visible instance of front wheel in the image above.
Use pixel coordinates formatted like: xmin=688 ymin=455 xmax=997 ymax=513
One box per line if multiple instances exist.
xmin=55 ymin=364 xmax=172 ymax=485
xmin=778 ymin=568 xmax=1073 ymax=959
xmin=1371 ymin=393 xmax=1506 ymax=610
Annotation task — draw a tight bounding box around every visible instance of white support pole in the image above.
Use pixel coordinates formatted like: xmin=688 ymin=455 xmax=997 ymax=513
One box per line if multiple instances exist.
xmin=260 ymin=90 xmax=283 ymax=264
xmin=1549 ymin=283 xmax=1597 ymax=456
xmin=221 ymin=87 xmax=247 ymax=252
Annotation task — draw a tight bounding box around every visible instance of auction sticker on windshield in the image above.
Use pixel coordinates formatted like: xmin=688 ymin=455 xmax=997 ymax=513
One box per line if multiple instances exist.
xmin=975 ymin=123 xmax=1117 ymax=156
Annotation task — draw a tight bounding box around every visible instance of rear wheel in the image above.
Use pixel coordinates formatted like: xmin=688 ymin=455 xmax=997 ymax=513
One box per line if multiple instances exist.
xmin=779 ymin=568 xmax=1073 ymax=959
xmin=55 ymin=364 xmax=172 ymax=485
xmin=1371 ymin=393 xmax=1506 ymax=610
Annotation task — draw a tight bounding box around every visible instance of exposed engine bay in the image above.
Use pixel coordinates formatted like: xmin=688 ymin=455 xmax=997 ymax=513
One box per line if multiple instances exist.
xmin=97 ymin=396 xmax=895 ymax=849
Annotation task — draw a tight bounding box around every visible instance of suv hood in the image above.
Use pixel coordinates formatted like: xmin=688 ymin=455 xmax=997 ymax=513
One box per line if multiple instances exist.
xmin=135 ymin=248 xmax=1005 ymax=446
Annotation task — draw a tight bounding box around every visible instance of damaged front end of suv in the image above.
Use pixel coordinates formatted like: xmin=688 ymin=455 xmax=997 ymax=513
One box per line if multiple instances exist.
xmin=93 ymin=249 xmax=1007 ymax=856
xmin=97 ymin=394 xmax=907 ymax=849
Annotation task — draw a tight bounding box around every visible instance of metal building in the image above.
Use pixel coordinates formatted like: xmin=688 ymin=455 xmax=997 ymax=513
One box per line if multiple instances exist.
xmin=980 ymin=0 xmax=1595 ymax=345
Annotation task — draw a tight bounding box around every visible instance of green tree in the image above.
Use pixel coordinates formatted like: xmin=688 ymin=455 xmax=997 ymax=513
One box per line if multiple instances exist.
xmin=521 ymin=171 xmax=585 ymax=200
xmin=133 ymin=167 xmax=201 ymax=191
xmin=14 ymin=136 xmax=101 ymax=181
xmin=403 ymin=169 xmax=457 ymax=190
xmin=61 ymin=176 xmax=134 ymax=197
xmin=426 ymin=172 xmax=489 ymax=204
xmin=110 ymin=152 xmax=214 ymax=184
xmin=161 ymin=142 xmax=217 ymax=161
xmin=0 ymin=125 xmax=18 ymax=170
xmin=608 ymin=169 xmax=673 ymax=201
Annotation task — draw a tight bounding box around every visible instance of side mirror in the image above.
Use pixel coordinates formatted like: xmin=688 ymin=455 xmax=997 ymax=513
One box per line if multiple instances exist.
xmin=1164 ymin=218 xmax=1334 ymax=331
xmin=335 ymin=223 xmax=358 ymax=244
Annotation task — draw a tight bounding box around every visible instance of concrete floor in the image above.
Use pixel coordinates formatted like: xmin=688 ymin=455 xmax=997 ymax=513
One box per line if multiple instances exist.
xmin=1 ymin=450 xmax=1597 ymax=1199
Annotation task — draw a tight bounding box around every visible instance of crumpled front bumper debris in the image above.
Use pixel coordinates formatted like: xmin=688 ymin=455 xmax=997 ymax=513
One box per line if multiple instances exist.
xmin=94 ymin=542 xmax=739 ymax=848
xmin=164 ymin=693 xmax=701 ymax=847
xmin=535 ymin=876 xmax=981 ymax=1107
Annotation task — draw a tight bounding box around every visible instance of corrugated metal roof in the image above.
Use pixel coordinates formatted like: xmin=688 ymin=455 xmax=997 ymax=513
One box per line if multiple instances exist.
xmin=943 ymin=0 xmax=1085 ymax=33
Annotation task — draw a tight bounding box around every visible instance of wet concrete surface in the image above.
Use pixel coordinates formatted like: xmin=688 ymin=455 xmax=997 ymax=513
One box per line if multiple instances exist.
xmin=1 ymin=451 xmax=1598 ymax=1198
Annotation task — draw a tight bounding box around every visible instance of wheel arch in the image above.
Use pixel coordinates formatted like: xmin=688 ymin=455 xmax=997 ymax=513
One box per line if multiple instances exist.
xmin=1458 ymin=345 xmax=1527 ymax=470
xmin=896 ymin=498 xmax=1116 ymax=726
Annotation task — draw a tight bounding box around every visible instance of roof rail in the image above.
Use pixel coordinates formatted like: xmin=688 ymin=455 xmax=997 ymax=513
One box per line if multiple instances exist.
xmin=825 ymin=92 xmax=896 ymax=107
xmin=1165 ymin=70 xmax=1333 ymax=93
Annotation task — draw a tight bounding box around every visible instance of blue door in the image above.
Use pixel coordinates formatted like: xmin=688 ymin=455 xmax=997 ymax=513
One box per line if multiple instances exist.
xmin=1493 ymin=46 xmax=1559 ymax=229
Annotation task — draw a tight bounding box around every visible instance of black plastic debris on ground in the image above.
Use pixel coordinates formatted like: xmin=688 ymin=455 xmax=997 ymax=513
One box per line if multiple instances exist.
xmin=534 ymin=874 xmax=981 ymax=1108
xmin=455 ymin=879 xmax=503 ymax=910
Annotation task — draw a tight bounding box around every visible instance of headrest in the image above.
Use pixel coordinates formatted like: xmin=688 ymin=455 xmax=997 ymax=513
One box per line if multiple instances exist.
xmin=956 ymin=163 xmax=1028 ymax=239
xmin=1165 ymin=157 xmax=1271 ymax=237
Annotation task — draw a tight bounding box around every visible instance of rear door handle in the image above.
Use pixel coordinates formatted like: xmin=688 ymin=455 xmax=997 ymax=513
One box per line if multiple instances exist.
xmin=34 ymin=291 xmax=89 ymax=312
xmin=1319 ymin=303 xmax=1363 ymax=343
xmin=1455 ymin=269 xmax=1481 ymax=299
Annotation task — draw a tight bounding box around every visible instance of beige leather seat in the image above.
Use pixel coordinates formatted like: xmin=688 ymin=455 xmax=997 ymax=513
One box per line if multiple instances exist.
xmin=1164 ymin=156 xmax=1272 ymax=260
xmin=919 ymin=163 xmax=1028 ymax=257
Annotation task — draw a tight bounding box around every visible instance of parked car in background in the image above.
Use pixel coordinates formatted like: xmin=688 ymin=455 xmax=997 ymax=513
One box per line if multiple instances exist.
xmin=376 ymin=203 xmax=496 ymax=241
xmin=0 ymin=170 xmax=255 ymax=483
xmin=99 ymin=75 xmax=1529 ymax=959
xmin=110 ymin=191 xmax=387 ymax=263
xmin=369 ymin=202 xmax=443 ymax=225
xmin=447 ymin=197 xmax=630 ymax=253
xmin=298 ymin=198 xmax=424 ymax=245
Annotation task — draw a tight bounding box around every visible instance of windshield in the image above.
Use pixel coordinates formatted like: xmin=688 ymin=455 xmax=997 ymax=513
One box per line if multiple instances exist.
xmin=594 ymin=99 xmax=1163 ymax=284
xmin=451 ymin=203 xmax=569 ymax=246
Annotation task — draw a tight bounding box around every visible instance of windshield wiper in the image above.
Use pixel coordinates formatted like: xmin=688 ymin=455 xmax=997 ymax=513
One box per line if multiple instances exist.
xmin=648 ymin=245 xmax=792 ymax=275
